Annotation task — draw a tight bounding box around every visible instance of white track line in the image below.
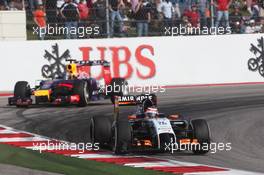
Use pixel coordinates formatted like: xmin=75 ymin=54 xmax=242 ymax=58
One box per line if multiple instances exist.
xmin=0 ymin=137 xmax=49 ymax=142
xmin=185 ymin=170 xmax=264 ymax=175
xmin=124 ymin=162 xmax=177 ymax=167
xmin=0 ymin=130 xmax=18 ymax=134
xmin=166 ymin=159 xmax=203 ymax=166
xmin=26 ymin=145 xmax=71 ymax=151
xmin=70 ymin=154 xmax=121 ymax=159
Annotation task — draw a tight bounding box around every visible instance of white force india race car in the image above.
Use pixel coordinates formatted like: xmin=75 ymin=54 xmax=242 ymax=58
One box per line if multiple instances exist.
xmin=90 ymin=94 xmax=211 ymax=155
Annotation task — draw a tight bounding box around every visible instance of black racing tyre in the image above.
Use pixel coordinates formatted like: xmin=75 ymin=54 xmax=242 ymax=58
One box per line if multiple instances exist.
xmin=73 ymin=80 xmax=89 ymax=107
xmin=160 ymin=133 xmax=175 ymax=152
xmin=8 ymin=98 xmax=11 ymax=106
xmin=14 ymin=81 xmax=31 ymax=98
xmin=90 ymin=116 xmax=112 ymax=146
xmin=113 ymin=116 xmax=131 ymax=154
xmin=109 ymin=78 xmax=128 ymax=104
xmin=191 ymin=119 xmax=210 ymax=155
xmin=86 ymin=78 xmax=97 ymax=100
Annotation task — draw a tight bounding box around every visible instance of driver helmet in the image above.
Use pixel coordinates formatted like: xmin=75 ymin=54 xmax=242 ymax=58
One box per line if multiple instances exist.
xmin=145 ymin=107 xmax=159 ymax=118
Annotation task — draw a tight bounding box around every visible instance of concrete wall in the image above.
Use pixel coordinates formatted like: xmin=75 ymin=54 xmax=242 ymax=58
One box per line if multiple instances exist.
xmin=0 ymin=11 xmax=26 ymax=41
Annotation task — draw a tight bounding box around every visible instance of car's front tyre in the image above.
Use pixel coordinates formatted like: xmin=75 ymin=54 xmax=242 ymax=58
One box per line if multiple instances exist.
xmin=191 ymin=119 xmax=210 ymax=155
xmin=73 ymin=80 xmax=89 ymax=107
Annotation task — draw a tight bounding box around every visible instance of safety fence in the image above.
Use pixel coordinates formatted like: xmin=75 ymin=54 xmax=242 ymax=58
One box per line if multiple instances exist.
xmin=0 ymin=0 xmax=264 ymax=40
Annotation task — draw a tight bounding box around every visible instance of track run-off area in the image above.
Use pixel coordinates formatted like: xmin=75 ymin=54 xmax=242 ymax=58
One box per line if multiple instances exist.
xmin=0 ymin=84 xmax=264 ymax=174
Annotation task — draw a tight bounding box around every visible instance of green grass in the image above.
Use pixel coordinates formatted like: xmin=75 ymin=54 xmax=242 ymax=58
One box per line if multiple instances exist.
xmin=0 ymin=143 xmax=171 ymax=175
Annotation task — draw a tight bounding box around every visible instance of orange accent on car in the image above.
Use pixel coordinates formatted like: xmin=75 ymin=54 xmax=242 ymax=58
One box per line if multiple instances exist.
xmin=119 ymin=101 xmax=136 ymax=105
xmin=143 ymin=140 xmax=152 ymax=147
xmin=128 ymin=115 xmax=137 ymax=120
xmin=191 ymin=139 xmax=198 ymax=144
xmin=168 ymin=114 xmax=180 ymax=120
xmin=180 ymin=139 xmax=191 ymax=144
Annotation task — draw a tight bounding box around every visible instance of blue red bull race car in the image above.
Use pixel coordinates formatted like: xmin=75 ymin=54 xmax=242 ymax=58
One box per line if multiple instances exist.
xmin=8 ymin=59 xmax=127 ymax=107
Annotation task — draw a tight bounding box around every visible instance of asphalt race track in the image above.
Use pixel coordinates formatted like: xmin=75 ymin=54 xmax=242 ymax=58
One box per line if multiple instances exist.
xmin=1 ymin=85 xmax=264 ymax=173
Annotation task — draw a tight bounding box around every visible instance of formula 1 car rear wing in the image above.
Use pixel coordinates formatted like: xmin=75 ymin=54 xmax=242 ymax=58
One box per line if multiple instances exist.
xmin=66 ymin=59 xmax=110 ymax=67
xmin=113 ymin=94 xmax=157 ymax=122
xmin=66 ymin=59 xmax=112 ymax=84
xmin=115 ymin=94 xmax=157 ymax=106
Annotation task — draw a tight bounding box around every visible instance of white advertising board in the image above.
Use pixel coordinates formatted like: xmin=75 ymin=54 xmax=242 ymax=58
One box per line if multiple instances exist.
xmin=0 ymin=34 xmax=263 ymax=90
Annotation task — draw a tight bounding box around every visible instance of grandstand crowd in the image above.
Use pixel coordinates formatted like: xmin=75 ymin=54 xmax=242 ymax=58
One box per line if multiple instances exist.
xmin=0 ymin=0 xmax=24 ymax=10
xmin=1 ymin=0 xmax=263 ymax=39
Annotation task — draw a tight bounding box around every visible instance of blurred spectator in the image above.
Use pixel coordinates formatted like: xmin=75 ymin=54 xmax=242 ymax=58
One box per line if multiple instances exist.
xmin=9 ymin=1 xmax=18 ymax=10
xmin=181 ymin=14 xmax=192 ymax=27
xmin=184 ymin=4 xmax=200 ymax=27
xmin=244 ymin=0 xmax=262 ymax=19
xmin=135 ymin=0 xmax=151 ymax=36
xmin=78 ymin=0 xmax=89 ymax=20
xmin=29 ymin=0 xmax=42 ymax=10
xmin=33 ymin=4 xmax=46 ymax=40
xmin=78 ymin=0 xmax=89 ymax=38
xmin=214 ymin=0 xmax=232 ymax=29
xmin=0 ymin=0 xmax=8 ymax=10
xmin=158 ymin=0 xmax=174 ymax=27
xmin=131 ymin=0 xmax=138 ymax=12
xmin=230 ymin=3 xmax=243 ymax=33
xmin=179 ymin=0 xmax=196 ymax=12
xmin=170 ymin=0 xmax=181 ymax=18
xmin=6 ymin=0 xmax=23 ymax=10
xmin=46 ymin=0 xmax=57 ymax=24
xmin=246 ymin=0 xmax=252 ymax=13
xmin=86 ymin=0 xmax=92 ymax=9
xmin=60 ymin=0 xmax=80 ymax=39
xmin=23 ymin=0 xmax=264 ymax=39
xmin=93 ymin=0 xmax=106 ymax=36
xmin=57 ymin=0 xmax=65 ymax=24
xmin=28 ymin=0 xmax=37 ymax=11
xmin=180 ymin=14 xmax=193 ymax=34
xmin=250 ymin=0 xmax=260 ymax=18
xmin=198 ymin=0 xmax=209 ymax=27
xmin=109 ymin=0 xmax=124 ymax=37
xmin=57 ymin=0 xmax=65 ymax=8
xmin=244 ymin=19 xmax=262 ymax=33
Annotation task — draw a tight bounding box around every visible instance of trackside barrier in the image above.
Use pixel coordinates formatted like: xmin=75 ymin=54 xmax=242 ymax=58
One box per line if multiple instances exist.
xmin=0 ymin=33 xmax=263 ymax=91
xmin=0 ymin=11 xmax=26 ymax=40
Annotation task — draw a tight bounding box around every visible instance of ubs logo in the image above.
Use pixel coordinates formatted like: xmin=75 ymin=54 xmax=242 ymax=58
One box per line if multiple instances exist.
xmin=41 ymin=43 xmax=71 ymax=79
xmin=248 ymin=37 xmax=264 ymax=77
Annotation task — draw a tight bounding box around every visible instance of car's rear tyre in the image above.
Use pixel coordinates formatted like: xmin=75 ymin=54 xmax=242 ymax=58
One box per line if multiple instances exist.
xmin=90 ymin=116 xmax=112 ymax=146
xmin=86 ymin=78 xmax=98 ymax=99
xmin=109 ymin=78 xmax=128 ymax=104
xmin=159 ymin=133 xmax=175 ymax=152
xmin=113 ymin=116 xmax=131 ymax=154
xmin=191 ymin=119 xmax=210 ymax=155
xmin=8 ymin=99 xmax=11 ymax=105
xmin=14 ymin=81 xmax=31 ymax=107
xmin=73 ymin=80 xmax=89 ymax=107
xmin=14 ymin=81 xmax=31 ymax=98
